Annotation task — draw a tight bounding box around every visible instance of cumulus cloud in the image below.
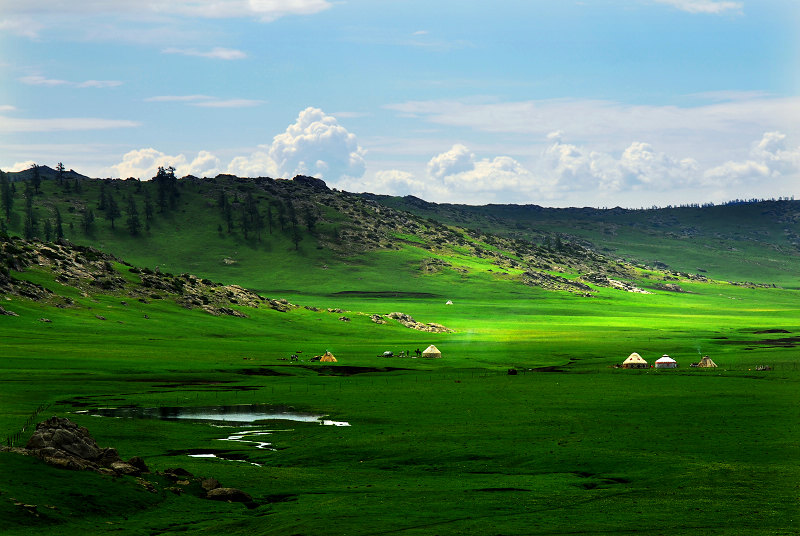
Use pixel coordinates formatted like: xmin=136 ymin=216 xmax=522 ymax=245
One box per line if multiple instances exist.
xmin=227 ymin=150 xmax=278 ymax=177
xmin=162 ymin=47 xmax=247 ymax=60
xmin=109 ymin=148 xmax=222 ymax=179
xmin=704 ymin=131 xmax=800 ymax=185
xmin=268 ymin=107 xmax=366 ymax=180
xmin=652 ymin=0 xmax=743 ymax=14
xmin=427 ymin=144 xmax=474 ymax=179
xmin=7 ymin=160 xmax=37 ymax=172
xmin=541 ymin=134 xmax=700 ymax=191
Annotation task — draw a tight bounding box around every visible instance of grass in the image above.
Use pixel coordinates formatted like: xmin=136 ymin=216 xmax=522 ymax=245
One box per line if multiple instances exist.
xmin=1 ymin=178 xmax=799 ymax=534
xmin=2 ymin=254 xmax=799 ymax=534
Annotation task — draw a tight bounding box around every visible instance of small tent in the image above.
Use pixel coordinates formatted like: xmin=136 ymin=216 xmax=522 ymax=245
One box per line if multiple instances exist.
xmin=421 ymin=345 xmax=442 ymax=359
xmin=319 ymin=351 xmax=337 ymax=363
xmin=445 ymin=300 xmax=453 ymax=305
xmin=622 ymin=352 xmax=648 ymax=369
xmin=655 ymin=355 xmax=677 ymax=369
xmin=697 ymin=355 xmax=717 ymax=368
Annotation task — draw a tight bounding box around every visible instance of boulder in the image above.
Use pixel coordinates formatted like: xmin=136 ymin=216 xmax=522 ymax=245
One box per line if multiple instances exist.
xmin=201 ymin=477 xmax=221 ymax=491
xmin=206 ymin=487 xmax=253 ymax=503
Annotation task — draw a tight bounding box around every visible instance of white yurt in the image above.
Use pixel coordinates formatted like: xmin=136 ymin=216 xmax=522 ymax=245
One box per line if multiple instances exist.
xmin=655 ymin=354 xmax=677 ymax=369
xmin=621 ymin=352 xmax=648 ymax=369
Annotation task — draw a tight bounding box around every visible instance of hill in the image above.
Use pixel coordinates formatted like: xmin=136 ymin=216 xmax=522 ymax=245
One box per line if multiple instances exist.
xmin=363 ymin=194 xmax=800 ymax=286
xmin=0 ymin=170 xmax=691 ymax=301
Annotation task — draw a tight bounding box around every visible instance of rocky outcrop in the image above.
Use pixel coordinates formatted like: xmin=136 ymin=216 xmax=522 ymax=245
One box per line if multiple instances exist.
xmin=21 ymin=416 xmax=148 ymax=476
xmin=386 ymin=312 xmax=453 ymax=333
xmin=2 ymin=417 xmax=257 ymax=507
xmin=206 ymin=487 xmax=254 ymax=503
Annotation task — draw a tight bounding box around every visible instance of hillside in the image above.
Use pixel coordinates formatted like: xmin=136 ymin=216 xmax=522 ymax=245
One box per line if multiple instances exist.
xmin=364 ymin=194 xmax=800 ymax=286
xmin=0 ymin=170 xmax=691 ymax=301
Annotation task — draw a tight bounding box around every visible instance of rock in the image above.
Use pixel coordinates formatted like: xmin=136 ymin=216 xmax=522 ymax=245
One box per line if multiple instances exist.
xmin=163 ymin=467 xmax=194 ymax=480
xmin=206 ymin=487 xmax=253 ymax=503
xmin=127 ymin=456 xmax=149 ymax=474
xmin=201 ymin=477 xmax=221 ymax=491
xmin=38 ymin=318 xmax=51 ymax=323
xmin=370 ymin=314 xmax=386 ymax=324
xmin=339 ymin=316 xmax=350 ymax=322
xmin=26 ymin=417 xmax=103 ymax=461
xmin=386 ymin=312 xmax=453 ymax=333
xmin=110 ymin=461 xmax=143 ymax=476
xmin=0 ymin=305 xmax=18 ymax=316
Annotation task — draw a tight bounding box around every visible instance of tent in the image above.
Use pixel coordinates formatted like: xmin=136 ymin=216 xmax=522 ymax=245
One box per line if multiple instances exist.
xmin=445 ymin=300 xmax=453 ymax=305
xmin=655 ymin=355 xmax=677 ymax=369
xmin=697 ymin=355 xmax=717 ymax=368
xmin=319 ymin=351 xmax=337 ymax=363
xmin=621 ymin=352 xmax=648 ymax=369
xmin=421 ymin=345 xmax=442 ymax=358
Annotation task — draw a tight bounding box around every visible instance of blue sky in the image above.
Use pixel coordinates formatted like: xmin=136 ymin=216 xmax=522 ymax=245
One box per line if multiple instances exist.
xmin=1 ymin=0 xmax=798 ymax=207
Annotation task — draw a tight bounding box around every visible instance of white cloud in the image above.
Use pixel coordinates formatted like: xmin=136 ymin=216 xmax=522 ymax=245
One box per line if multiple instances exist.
xmin=2 ymin=1 xmax=332 ymax=22
xmin=427 ymin=144 xmax=474 ymax=179
xmin=162 ymin=47 xmax=247 ymax=60
xmin=423 ymin=144 xmax=551 ymax=201
xmin=191 ymin=99 xmax=264 ymax=108
xmin=76 ymin=79 xmax=123 ymax=88
xmin=0 ymin=116 xmax=140 ymax=133
xmin=145 ymin=95 xmax=212 ymax=103
xmin=226 ymin=150 xmax=278 ymax=177
xmin=268 ymin=107 xmax=366 ymax=180
xmin=0 ymin=16 xmax=44 ymax=38
xmin=7 ymin=160 xmax=37 ymax=172
xmin=0 ymin=105 xmax=16 ymax=112
xmin=109 ymin=148 xmax=223 ymax=179
xmin=20 ymin=75 xmax=122 ymax=88
xmin=652 ymin=0 xmax=743 ymax=14
xmin=704 ymin=131 xmax=800 ymax=185
xmin=145 ymin=95 xmax=262 ymax=108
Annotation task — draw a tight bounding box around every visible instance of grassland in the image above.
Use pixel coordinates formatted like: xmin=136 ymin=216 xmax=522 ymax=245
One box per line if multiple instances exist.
xmin=2 ymin=246 xmax=799 ymax=534
xmin=1 ymin=174 xmax=799 ymax=534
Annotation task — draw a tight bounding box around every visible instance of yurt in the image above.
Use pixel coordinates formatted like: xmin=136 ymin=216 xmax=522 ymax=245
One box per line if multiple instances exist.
xmin=655 ymin=355 xmax=677 ymax=369
xmin=621 ymin=352 xmax=648 ymax=369
xmin=319 ymin=351 xmax=337 ymax=362
xmin=421 ymin=345 xmax=442 ymax=359
xmin=697 ymin=355 xmax=717 ymax=368
xmin=445 ymin=300 xmax=453 ymax=305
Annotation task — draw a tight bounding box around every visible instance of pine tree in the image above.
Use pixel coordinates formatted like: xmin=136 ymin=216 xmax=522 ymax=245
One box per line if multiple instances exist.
xmin=143 ymin=189 xmax=154 ymax=231
xmin=0 ymin=170 xmax=13 ymax=222
xmin=98 ymin=181 xmax=108 ymax=210
xmin=31 ymin=164 xmax=42 ymax=194
xmin=23 ymin=184 xmax=38 ymax=239
xmin=82 ymin=208 xmax=95 ymax=235
xmin=126 ymin=196 xmax=141 ymax=236
xmin=43 ymin=219 xmax=53 ymax=241
xmin=56 ymin=162 xmax=65 ymax=185
xmin=105 ymin=193 xmax=121 ymax=229
xmin=54 ymin=206 xmax=64 ymax=239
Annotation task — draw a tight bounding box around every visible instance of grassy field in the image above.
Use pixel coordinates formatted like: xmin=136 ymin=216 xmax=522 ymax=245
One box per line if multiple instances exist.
xmin=2 ymin=254 xmax=799 ymax=534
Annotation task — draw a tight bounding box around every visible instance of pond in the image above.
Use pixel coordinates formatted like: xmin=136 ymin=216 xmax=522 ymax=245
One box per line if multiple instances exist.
xmin=77 ymin=404 xmax=350 ymax=426
xmin=73 ymin=404 xmax=350 ymax=465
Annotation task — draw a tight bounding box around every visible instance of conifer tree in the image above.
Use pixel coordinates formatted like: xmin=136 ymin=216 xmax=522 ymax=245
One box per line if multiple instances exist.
xmin=31 ymin=164 xmax=42 ymax=194
xmin=105 ymin=193 xmax=120 ymax=229
xmin=0 ymin=170 xmax=13 ymax=222
xmin=126 ymin=196 xmax=141 ymax=236
xmin=54 ymin=206 xmax=64 ymax=239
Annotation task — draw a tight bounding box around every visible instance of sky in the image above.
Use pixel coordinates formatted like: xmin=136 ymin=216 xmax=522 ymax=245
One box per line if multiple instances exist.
xmin=1 ymin=0 xmax=798 ymax=207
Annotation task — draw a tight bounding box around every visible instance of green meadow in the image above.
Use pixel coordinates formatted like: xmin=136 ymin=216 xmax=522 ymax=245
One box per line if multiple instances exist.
xmin=1 ymin=175 xmax=799 ymax=534
xmin=2 ymin=259 xmax=800 ymax=535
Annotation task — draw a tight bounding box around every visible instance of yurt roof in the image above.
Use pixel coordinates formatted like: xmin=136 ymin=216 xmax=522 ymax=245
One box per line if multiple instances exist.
xmin=623 ymin=352 xmax=647 ymax=363
xmin=655 ymin=355 xmax=676 ymax=363
xmin=422 ymin=345 xmax=441 ymax=354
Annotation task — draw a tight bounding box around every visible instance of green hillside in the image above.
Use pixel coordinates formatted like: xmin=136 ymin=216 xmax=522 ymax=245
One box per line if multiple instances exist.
xmin=367 ymin=194 xmax=800 ymax=287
